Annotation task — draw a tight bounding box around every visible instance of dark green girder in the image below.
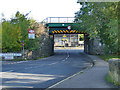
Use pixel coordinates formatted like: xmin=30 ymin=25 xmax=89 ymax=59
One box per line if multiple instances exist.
xmin=46 ymin=23 xmax=87 ymax=35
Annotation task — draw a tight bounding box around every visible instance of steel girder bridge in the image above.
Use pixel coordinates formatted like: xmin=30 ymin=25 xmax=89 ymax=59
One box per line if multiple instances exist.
xmin=41 ymin=17 xmax=88 ymax=35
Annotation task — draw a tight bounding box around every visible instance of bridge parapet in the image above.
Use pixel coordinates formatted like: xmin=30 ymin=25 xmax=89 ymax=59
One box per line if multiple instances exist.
xmin=41 ymin=17 xmax=75 ymax=24
xmin=40 ymin=17 xmax=87 ymax=35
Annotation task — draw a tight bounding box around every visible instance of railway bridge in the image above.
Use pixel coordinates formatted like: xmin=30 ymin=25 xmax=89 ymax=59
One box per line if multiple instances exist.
xmin=40 ymin=17 xmax=104 ymax=55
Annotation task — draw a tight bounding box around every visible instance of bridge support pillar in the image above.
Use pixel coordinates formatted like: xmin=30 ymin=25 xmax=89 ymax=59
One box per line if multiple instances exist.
xmin=84 ymin=35 xmax=93 ymax=54
xmin=84 ymin=35 xmax=104 ymax=55
xmin=84 ymin=35 xmax=89 ymax=53
xmin=50 ymin=35 xmax=54 ymax=55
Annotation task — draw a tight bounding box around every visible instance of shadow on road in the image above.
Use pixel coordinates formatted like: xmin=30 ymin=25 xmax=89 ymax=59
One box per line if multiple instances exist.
xmin=2 ymin=49 xmax=93 ymax=88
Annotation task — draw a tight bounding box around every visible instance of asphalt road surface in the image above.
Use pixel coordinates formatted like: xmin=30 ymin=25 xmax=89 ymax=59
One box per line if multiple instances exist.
xmin=2 ymin=49 xmax=93 ymax=88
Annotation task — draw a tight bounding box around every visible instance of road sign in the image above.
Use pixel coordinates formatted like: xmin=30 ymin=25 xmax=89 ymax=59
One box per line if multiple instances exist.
xmin=28 ymin=29 xmax=35 ymax=34
xmin=67 ymin=26 xmax=71 ymax=30
xmin=4 ymin=55 xmax=14 ymax=60
xmin=28 ymin=29 xmax=35 ymax=39
xmin=22 ymin=42 xmax=24 ymax=47
xmin=28 ymin=34 xmax=35 ymax=39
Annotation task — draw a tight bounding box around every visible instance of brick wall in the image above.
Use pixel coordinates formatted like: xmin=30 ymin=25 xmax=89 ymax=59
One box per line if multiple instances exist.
xmin=84 ymin=35 xmax=104 ymax=55
xmin=27 ymin=24 xmax=54 ymax=59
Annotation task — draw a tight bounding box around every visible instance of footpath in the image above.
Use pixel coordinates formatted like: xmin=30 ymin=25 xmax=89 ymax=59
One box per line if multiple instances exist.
xmin=48 ymin=54 xmax=117 ymax=88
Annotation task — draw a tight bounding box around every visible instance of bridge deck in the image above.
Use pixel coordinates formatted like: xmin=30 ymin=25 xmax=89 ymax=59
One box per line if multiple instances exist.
xmin=41 ymin=17 xmax=87 ymax=35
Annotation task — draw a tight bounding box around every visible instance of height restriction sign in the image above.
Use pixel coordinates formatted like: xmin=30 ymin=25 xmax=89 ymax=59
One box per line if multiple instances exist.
xmin=28 ymin=29 xmax=35 ymax=39
xmin=67 ymin=26 xmax=71 ymax=30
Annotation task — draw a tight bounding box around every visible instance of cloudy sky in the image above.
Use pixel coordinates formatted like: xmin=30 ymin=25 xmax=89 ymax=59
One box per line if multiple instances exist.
xmin=0 ymin=0 xmax=81 ymax=22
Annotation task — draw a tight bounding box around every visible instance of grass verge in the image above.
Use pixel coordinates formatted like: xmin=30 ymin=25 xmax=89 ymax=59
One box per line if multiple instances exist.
xmin=107 ymin=74 xmax=119 ymax=86
xmin=1 ymin=55 xmax=52 ymax=61
xmin=99 ymin=54 xmax=120 ymax=62
xmin=1 ymin=58 xmax=27 ymax=61
xmin=99 ymin=54 xmax=120 ymax=86
xmin=107 ymin=74 xmax=112 ymax=83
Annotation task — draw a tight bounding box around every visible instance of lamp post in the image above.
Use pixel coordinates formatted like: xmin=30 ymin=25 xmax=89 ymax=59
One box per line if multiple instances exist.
xmin=21 ymin=34 xmax=27 ymax=59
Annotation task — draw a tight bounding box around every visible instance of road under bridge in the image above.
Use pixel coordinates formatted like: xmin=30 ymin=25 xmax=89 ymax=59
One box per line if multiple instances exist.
xmin=41 ymin=17 xmax=104 ymax=55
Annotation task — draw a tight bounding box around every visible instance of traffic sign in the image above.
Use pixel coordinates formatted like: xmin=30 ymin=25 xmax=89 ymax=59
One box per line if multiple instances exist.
xmin=5 ymin=55 xmax=14 ymax=60
xmin=22 ymin=42 xmax=24 ymax=47
xmin=28 ymin=34 xmax=35 ymax=39
xmin=28 ymin=29 xmax=35 ymax=34
xmin=28 ymin=29 xmax=35 ymax=39
xmin=67 ymin=26 xmax=71 ymax=30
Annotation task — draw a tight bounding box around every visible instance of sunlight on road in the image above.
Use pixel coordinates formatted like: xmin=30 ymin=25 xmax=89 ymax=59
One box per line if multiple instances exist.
xmin=1 ymin=72 xmax=64 ymax=88
xmin=54 ymin=47 xmax=84 ymax=50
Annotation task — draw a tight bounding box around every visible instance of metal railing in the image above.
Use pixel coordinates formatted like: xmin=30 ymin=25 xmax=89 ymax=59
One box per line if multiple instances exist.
xmin=41 ymin=17 xmax=75 ymax=24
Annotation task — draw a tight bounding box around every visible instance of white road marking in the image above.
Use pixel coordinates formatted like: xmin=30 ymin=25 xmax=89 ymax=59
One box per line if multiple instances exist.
xmin=46 ymin=64 xmax=93 ymax=89
xmin=24 ymin=62 xmax=59 ymax=69
xmin=3 ymin=61 xmax=29 ymax=65
xmin=61 ymin=50 xmax=70 ymax=62
xmin=24 ymin=68 xmax=28 ymax=69
xmin=24 ymin=67 xmax=33 ymax=69
xmin=46 ymin=70 xmax=84 ymax=89
xmin=48 ymin=62 xmax=58 ymax=65
xmin=68 ymin=55 xmax=70 ymax=57
xmin=6 ymin=70 xmax=14 ymax=72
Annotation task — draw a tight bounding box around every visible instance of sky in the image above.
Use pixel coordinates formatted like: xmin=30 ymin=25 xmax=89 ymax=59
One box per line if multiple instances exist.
xmin=0 ymin=0 xmax=81 ymax=22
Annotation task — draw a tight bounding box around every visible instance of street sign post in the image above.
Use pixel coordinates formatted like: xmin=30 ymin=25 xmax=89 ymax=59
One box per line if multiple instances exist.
xmin=22 ymin=42 xmax=24 ymax=47
xmin=22 ymin=40 xmax=25 ymax=59
xmin=28 ymin=29 xmax=35 ymax=39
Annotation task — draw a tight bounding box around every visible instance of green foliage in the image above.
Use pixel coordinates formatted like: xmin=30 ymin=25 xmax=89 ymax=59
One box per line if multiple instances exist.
xmin=2 ymin=21 xmax=22 ymax=52
xmin=75 ymin=2 xmax=119 ymax=54
xmin=99 ymin=54 xmax=120 ymax=62
xmin=107 ymin=74 xmax=112 ymax=83
xmin=2 ymin=11 xmax=39 ymax=52
xmin=79 ymin=34 xmax=84 ymax=41
xmin=107 ymin=74 xmax=119 ymax=86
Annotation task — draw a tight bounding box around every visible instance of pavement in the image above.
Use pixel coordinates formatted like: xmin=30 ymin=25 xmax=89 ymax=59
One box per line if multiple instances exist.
xmin=47 ymin=54 xmax=117 ymax=88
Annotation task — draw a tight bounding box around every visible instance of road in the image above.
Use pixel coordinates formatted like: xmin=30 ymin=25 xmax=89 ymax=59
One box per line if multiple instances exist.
xmin=2 ymin=49 xmax=93 ymax=88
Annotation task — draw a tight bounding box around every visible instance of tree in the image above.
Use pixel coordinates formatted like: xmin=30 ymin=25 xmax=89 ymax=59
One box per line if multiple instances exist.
xmin=79 ymin=34 xmax=84 ymax=41
xmin=2 ymin=20 xmax=22 ymax=52
xmin=74 ymin=2 xmax=119 ymax=54
xmin=2 ymin=11 xmax=39 ymax=52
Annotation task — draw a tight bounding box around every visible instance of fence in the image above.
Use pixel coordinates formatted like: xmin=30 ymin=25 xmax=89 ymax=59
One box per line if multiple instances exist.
xmin=41 ymin=17 xmax=75 ymax=24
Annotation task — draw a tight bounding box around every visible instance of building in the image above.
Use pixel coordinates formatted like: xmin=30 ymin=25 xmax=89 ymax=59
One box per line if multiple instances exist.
xmin=54 ymin=34 xmax=80 ymax=47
